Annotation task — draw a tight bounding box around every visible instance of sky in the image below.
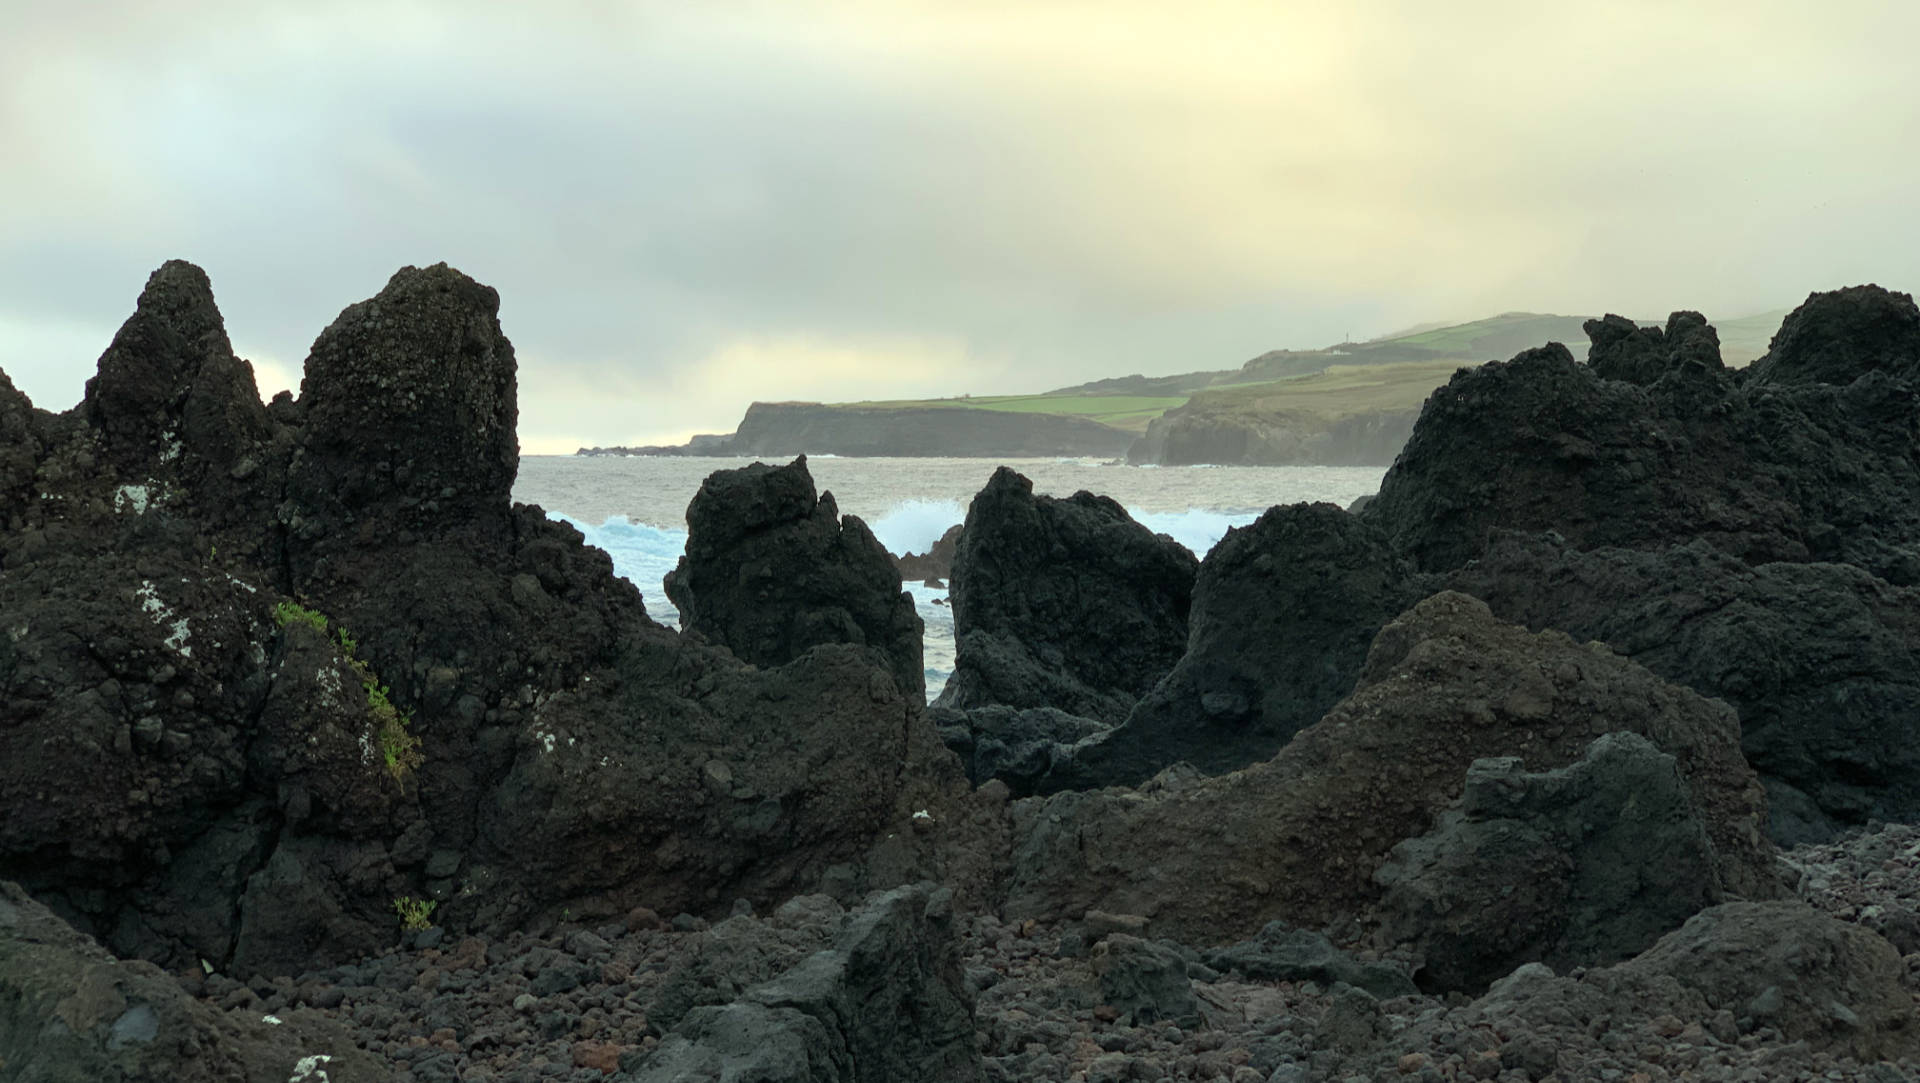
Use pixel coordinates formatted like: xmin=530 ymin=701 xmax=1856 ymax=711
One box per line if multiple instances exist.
xmin=4 ymin=2 xmax=1918 ymax=453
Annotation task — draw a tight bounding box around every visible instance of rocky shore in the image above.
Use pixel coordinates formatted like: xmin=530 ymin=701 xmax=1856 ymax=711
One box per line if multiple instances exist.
xmin=4 ymin=265 xmax=1920 ymax=1081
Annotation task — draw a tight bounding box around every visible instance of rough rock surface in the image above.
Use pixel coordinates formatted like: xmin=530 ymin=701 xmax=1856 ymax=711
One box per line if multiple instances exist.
xmin=1747 ymin=283 xmax=1920 ymax=387
xmin=930 ymin=705 xmax=1110 ymax=796
xmin=0 ymin=262 xmax=955 ymax=981
xmin=934 ymin=467 xmax=1198 ymax=724
xmin=632 ymin=883 xmax=982 ymax=1083
xmin=665 ymin=455 xmax=924 ymax=701
xmin=1002 ymin=592 xmax=1775 ymax=948
xmin=1584 ymin=309 xmax=1725 ymax=385
xmin=1200 ymin=922 xmax=1415 ymax=1000
xmin=1446 ymin=533 xmax=1920 ymax=843
xmin=894 ymin=523 xmax=963 ymax=583
xmin=1052 ymin=503 xmax=1417 ymax=791
xmin=1088 ymin=935 xmax=1197 ymax=1029
xmin=0 ymin=879 xmax=383 ymax=1082
xmin=1362 ymin=290 xmax=1920 ymax=583
xmin=1372 ymin=731 xmax=1723 ymax=992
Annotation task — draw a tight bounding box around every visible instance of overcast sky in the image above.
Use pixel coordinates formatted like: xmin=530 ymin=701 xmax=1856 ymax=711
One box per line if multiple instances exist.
xmin=4 ymin=2 xmax=1918 ymax=452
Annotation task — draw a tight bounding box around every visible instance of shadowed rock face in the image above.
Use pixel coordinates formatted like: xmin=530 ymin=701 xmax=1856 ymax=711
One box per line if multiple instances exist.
xmin=1047 ymin=502 xmax=1419 ymax=792
xmin=0 ymin=261 xmax=953 ymax=979
xmin=934 ymin=466 xmax=1198 ymax=724
xmin=1583 ymin=310 xmax=1724 ymax=385
xmin=666 ymin=455 xmax=925 ymax=702
xmin=1002 ymin=592 xmax=1775 ymax=949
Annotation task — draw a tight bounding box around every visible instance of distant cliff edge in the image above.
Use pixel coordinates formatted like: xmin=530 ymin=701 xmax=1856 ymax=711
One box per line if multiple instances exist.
xmin=579 ymin=401 xmax=1136 ymax=458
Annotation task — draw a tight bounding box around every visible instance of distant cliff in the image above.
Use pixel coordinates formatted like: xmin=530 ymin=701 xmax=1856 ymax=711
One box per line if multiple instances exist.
xmin=1128 ymin=404 xmax=1420 ymax=466
xmin=580 ymin=401 xmax=1136 ymax=458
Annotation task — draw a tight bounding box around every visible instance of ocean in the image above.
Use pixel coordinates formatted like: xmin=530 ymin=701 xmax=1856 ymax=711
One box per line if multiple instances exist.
xmin=512 ymin=455 xmax=1388 ymax=698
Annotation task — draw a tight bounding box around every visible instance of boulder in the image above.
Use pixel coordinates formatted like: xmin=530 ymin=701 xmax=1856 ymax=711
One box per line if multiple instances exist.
xmin=1051 ymin=503 xmax=1417 ymax=790
xmin=1371 ymin=732 xmax=1722 ymax=992
xmin=1200 ymin=922 xmax=1415 ymax=999
xmin=1002 ymin=592 xmax=1775 ymax=946
xmin=1089 ymin=934 xmax=1198 ymax=1028
xmin=1583 ymin=310 xmax=1724 ymax=385
xmin=1445 ymin=534 xmax=1920 ymax=843
xmin=1416 ymin=902 xmax=1920 ymax=1067
xmin=0 ymin=880 xmax=384 ymax=1082
xmin=935 ymin=467 xmax=1197 ymax=723
xmin=1747 ymin=284 xmax=1920 ymax=387
xmin=631 ymin=883 xmax=983 ymax=1083
xmin=665 ymin=456 xmax=924 ymax=701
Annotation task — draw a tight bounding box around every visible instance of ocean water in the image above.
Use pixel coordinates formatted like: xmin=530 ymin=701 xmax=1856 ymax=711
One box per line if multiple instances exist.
xmin=512 ymin=456 xmax=1388 ymax=698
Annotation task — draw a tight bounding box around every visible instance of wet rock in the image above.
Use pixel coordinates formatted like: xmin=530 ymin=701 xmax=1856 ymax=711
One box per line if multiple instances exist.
xmin=894 ymin=523 xmax=964 ymax=582
xmin=665 ymin=455 xmax=924 ymax=701
xmin=1053 ymin=503 xmax=1418 ymax=790
xmin=0 ymin=880 xmax=384 ymax=1081
xmin=631 ymin=883 xmax=982 ymax=1082
xmin=935 ymin=467 xmax=1197 ymax=724
xmin=1748 ymin=284 xmax=1920 ymax=387
xmin=1372 ymin=731 xmax=1722 ymax=992
xmin=1003 ymin=592 xmax=1775 ymax=944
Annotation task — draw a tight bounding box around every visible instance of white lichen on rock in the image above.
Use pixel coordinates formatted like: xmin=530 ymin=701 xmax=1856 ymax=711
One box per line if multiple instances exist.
xmin=287 ymin=1054 xmax=333 ymax=1083
xmin=135 ymin=580 xmax=192 ymax=658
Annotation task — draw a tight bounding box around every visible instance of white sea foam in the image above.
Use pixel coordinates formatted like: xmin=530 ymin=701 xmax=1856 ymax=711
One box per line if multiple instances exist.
xmin=865 ymin=499 xmax=966 ymax=557
xmin=1126 ymin=507 xmax=1262 ymax=557
xmin=553 ymin=514 xmax=687 ymax=624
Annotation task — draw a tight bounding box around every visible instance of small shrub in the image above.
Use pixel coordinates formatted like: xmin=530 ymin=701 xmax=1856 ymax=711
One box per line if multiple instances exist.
xmin=333 ymin=626 xmax=357 ymax=655
xmin=394 ymin=896 xmax=436 ymax=932
xmin=272 ymin=600 xmax=328 ymax=635
xmin=366 ymin=678 xmax=424 ymax=781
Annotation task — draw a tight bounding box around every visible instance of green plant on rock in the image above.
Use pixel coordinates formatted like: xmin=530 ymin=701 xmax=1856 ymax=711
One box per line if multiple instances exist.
xmin=394 ymin=896 xmax=437 ymax=932
xmin=270 ymin=598 xmax=423 ymax=783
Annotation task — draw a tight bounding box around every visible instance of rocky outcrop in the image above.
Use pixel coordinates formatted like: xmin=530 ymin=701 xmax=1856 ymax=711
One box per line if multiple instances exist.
xmin=1746 ymin=284 xmax=1920 ymax=386
xmin=934 ymin=467 xmax=1197 ymax=724
xmin=894 ymin=523 xmax=963 ymax=583
xmin=631 ymin=883 xmax=983 ymax=1083
xmin=1002 ymin=592 xmax=1775 ymax=949
xmin=1372 ymin=732 xmax=1723 ymax=992
xmin=1583 ymin=310 xmax=1724 ymax=385
xmin=0 ymin=880 xmax=384 ymax=1082
xmin=726 ymin=402 xmax=1135 ymax=459
xmin=1049 ymin=503 xmax=1418 ymax=791
xmin=1444 ymin=534 xmax=1920 ymax=843
xmin=665 ymin=455 xmax=924 ymax=701
xmin=0 ymin=262 xmax=955 ymax=980
xmin=1126 ymin=405 xmax=1418 ymax=466
xmin=1362 ymin=294 xmax=1920 ymax=583
xmin=930 ymin=705 xmax=1110 ymax=795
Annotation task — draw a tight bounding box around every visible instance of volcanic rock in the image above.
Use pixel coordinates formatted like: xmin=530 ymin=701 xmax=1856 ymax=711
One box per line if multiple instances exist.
xmin=1747 ymin=283 xmax=1920 ymax=387
xmin=0 ymin=879 xmax=383 ymax=1082
xmin=1051 ymin=503 xmax=1418 ymax=791
xmin=1089 ymin=934 xmax=1198 ymax=1028
xmin=1445 ymin=533 xmax=1920 ymax=842
xmin=1583 ymin=310 xmax=1725 ymax=385
xmin=930 ymin=705 xmax=1109 ymax=796
xmin=1372 ymin=731 xmax=1723 ymax=992
xmin=665 ymin=455 xmax=925 ymax=701
xmin=1002 ymin=592 xmax=1775 ymax=948
xmin=1200 ymin=922 xmax=1415 ymax=999
xmin=631 ymin=883 xmax=983 ymax=1083
xmin=894 ymin=522 xmax=963 ymax=582
xmin=935 ymin=467 xmax=1197 ymax=724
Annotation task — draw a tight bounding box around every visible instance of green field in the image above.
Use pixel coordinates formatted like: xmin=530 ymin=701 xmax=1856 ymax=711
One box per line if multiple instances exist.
xmin=844 ymin=393 xmax=1189 ymax=433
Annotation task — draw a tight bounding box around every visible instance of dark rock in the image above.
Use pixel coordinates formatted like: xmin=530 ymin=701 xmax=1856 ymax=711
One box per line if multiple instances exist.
xmin=0 ymin=880 xmax=384 ymax=1081
xmin=1445 ymin=534 xmax=1920 ymax=842
xmin=1003 ymin=592 xmax=1776 ymax=944
xmin=894 ymin=524 xmax=963 ymax=582
xmin=1200 ymin=922 xmax=1415 ymax=1000
xmin=1433 ymin=902 xmax=1920 ymax=1065
xmin=1089 ymin=934 xmax=1197 ymax=1028
xmin=630 ymin=883 xmax=983 ymax=1082
xmin=724 ymin=401 xmax=1135 ymax=459
xmin=664 ymin=456 xmax=924 ymax=701
xmin=1372 ymin=731 xmax=1722 ymax=992
xmin=1583 ymin=310 xmax=1724 ymax=385
xmin=1052 ymin=503 xmax=1417 ymax=790
xmin=934 ymin=467 xmax=1198 ymax=723
xmin=1747 ymin=284 xmax=1920 ymax=387
xmin=929 ymin=705 xmax=1109 ymax=795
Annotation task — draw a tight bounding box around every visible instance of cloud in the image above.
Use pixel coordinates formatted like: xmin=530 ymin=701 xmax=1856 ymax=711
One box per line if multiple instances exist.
xmin=4 ymin=1 xmax=1919 ymax=450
